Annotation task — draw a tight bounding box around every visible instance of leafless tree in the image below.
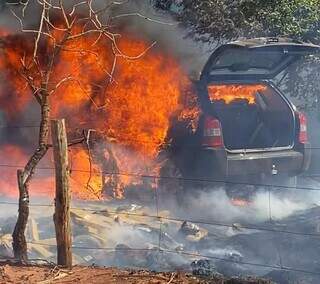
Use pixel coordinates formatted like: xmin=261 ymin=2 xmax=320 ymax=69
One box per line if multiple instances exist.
xmin=3 ymin=0 xmax=155 ymax=262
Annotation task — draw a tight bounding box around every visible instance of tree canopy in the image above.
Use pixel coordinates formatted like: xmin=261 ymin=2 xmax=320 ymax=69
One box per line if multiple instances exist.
xmin=155 ymin=0 xmax=320 ymax=44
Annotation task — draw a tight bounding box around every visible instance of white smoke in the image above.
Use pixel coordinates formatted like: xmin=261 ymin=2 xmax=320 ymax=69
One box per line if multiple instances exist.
xmin=167 ymin=181 xmax=320 ymax=224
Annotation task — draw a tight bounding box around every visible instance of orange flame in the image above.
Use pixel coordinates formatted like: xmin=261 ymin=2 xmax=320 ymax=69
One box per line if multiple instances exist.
xmin=231 ymin=198 xmax=252 ymax=207
xmin=0 ymin=36 xmax=33 ymax=118
xmin=0 ymin=22 xmax=199 ymax=199
xmin=208 ymin=84 xmax=267 ymax=105
xmin=51 ymin=34 xmax=197 ymax=157
xmin=69 ymin=148 xmax=103 ymax=200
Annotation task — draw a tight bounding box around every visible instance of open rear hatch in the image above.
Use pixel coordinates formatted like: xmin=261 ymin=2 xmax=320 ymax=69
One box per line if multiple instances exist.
xmin=199 ymin=38 xmax=320 ymax=152
xmin=200 ymin=38 xmax=320 ymax=81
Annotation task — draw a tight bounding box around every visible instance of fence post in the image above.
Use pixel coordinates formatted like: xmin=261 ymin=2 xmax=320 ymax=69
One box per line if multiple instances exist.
xmin=51 ymin=119 xmax=72 ymax=268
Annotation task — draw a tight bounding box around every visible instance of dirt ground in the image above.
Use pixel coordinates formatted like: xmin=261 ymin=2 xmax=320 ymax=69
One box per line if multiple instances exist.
xmin=0 ymin=262 xmax=274 ymax=284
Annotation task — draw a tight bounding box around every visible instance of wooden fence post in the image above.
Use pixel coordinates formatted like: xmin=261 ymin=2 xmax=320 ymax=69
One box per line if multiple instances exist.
xmin=51 ymin=119 xmax=72 ymax=268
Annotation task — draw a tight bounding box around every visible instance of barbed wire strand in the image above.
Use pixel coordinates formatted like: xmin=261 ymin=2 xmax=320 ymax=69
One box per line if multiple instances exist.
xmin=2 ymin=124 xmax=320 ymax=150
xmin=0 ymin=163 xmax=320 ymax=192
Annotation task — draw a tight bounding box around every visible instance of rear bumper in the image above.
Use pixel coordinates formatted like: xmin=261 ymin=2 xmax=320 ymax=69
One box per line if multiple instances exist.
xmin=227 ymin=149 xmax=304 ymax=176
xmin=196 ymin=143 xmax=311 ymax=178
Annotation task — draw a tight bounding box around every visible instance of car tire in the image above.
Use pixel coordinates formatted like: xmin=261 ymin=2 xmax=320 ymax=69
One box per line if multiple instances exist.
xmin=158 ymin=158 xmax=185 ymax=205
xmin=224 ymin=175 xmax=261 ymax=201
xmin=225 ymin=182 xmax=257 ymax=201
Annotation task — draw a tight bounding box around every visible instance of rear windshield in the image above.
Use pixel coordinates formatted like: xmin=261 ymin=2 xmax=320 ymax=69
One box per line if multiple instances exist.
xmin=210 ymin=48 xmax=293 ymax=75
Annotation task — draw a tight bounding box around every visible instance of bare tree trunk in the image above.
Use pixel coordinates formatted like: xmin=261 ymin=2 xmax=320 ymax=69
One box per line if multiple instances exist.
xmin=12 ymin=170 xmax=29 ymax=261
xmin=12 ymin=92 xmax=50 ymax=261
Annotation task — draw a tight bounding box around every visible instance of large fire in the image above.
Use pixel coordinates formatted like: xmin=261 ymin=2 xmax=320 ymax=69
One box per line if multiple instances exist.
xmin=208 ymin=84 xmax=267 ymax=105
xmin=0 ymin=23 xmax=199 ymax=199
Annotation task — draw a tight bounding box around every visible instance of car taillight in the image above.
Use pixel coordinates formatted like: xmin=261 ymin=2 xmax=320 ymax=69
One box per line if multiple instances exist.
xmin=298 ymin=112 xmax=308 ymax=143
xmin=202 ymin=116 xmax=224 ymax=148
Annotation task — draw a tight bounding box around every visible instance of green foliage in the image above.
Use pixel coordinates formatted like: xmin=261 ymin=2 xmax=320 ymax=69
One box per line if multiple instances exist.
xmin=177 ymin=0 xmax=244 ymax=42
xmin=241 ymin=0 xmax=320 ymax=43
xmin=155 ymin=0 xmax=320 ymax=44
xmin=282 ymin=55 xmax=320 ymax=110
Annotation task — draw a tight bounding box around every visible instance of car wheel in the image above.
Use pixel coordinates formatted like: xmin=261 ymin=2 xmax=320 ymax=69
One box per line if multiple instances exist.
xmin=158 ymin=158 xmax=184 ymax=205
xmin=224 ymin=175 xmax=261 ymax=201
xmin=225 ymin=183 xmax=257 ymax=201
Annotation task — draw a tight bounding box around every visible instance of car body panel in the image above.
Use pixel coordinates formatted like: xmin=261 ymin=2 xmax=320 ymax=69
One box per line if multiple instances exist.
xmin=192 ymin=38 xmax=316 ymax=179
xmin=195 ymin=143 xmax=311 ymax=179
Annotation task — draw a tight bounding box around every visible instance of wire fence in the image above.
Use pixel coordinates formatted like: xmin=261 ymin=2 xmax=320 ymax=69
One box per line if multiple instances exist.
xmin=2 ymin=123 xmax=320 ymax=150
xmin=1 ymin=126 xmax=320 ymax=280
xmin=0 ymin=200 xmax=318 ymax=237
xmin=1 ymin=194 xmax=320 ymax=278
xmin=0 ymin=163 xmax=320 ymax=192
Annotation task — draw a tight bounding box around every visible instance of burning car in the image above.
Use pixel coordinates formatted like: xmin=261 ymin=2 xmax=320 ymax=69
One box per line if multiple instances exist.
xmin=160 ymin=38 xmax=320 ymax=198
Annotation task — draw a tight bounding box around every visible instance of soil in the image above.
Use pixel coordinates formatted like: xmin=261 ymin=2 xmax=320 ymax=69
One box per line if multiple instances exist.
xmin=0 ymin=262 xmax=273 ymax=284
